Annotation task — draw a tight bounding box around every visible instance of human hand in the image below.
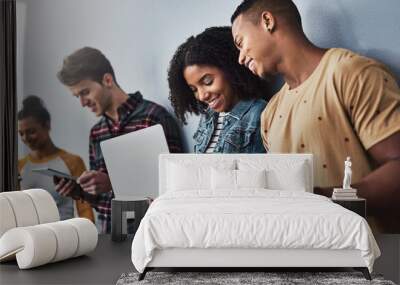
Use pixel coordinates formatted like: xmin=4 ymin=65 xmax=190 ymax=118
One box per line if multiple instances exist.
xmin=54 ymin=176 xmax=81 ymax=198
xmin=77 ymin=170 xmax=112 ymax=195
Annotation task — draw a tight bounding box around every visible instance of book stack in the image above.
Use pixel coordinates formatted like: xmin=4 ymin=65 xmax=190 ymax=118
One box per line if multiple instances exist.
xmin=332 ymin=188 xmax=358 ymax=200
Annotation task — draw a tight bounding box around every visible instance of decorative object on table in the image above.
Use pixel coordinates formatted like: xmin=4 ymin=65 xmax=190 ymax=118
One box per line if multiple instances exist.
xmin=0 ymin=189 xmax=98 ymax=269
xmin=332 ymin=157 xmax=358 ymax=200
xmin=116 ymin=271 xmax=395 ymax=285
xmin=343 ymin=156 xmax=352 ymax=189
xmin=111 ymin=198 xmax=149 ymax=242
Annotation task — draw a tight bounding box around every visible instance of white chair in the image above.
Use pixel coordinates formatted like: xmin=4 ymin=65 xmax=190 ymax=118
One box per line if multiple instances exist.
xmin=0 ymin=189 xmax=98 ymax=269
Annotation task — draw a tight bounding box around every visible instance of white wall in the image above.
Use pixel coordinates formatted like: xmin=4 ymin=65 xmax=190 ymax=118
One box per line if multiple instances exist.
xmin=297 ymin=0 xmax=400 ymax=78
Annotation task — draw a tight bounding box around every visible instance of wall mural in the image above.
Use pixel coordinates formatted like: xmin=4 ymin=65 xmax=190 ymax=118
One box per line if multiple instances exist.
xmin=15 ymin=0 xmax=400 ymax=235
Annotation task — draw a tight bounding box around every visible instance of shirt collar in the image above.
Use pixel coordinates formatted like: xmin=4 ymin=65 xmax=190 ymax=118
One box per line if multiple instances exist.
xmin=118 ymin=91 xmax=143 ymax=115
xmin=104 ymin=91 xmax=143 ymax=123
xmin=206 ymin=99 xmax=256 ymax=121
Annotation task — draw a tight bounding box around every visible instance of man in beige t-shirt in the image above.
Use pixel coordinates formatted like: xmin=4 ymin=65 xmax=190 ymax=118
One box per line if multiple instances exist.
xmin=232 ymin=0 xmax=400 ymax=232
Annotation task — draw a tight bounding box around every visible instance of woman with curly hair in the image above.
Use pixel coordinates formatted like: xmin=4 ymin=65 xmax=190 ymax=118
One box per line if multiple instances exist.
xmin=168 ymin=26 xmax=271 ymax=153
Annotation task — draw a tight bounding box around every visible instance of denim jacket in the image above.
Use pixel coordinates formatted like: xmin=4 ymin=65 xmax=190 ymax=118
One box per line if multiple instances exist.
xmin=193 ymin=99 xmax=267 ymax=153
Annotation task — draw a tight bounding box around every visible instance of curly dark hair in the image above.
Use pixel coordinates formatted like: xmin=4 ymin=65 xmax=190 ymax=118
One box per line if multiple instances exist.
xmin=167 ymin=26 xmax=271 ymax=124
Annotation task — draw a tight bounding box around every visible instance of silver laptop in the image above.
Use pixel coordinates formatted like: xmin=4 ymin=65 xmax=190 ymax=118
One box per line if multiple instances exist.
xmin=100 ymin=124 xmax=169 ymax=201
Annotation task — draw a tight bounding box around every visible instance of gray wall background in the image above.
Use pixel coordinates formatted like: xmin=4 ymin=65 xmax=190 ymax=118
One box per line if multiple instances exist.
xmin=16 ymin=0 xmax=400 ymax=282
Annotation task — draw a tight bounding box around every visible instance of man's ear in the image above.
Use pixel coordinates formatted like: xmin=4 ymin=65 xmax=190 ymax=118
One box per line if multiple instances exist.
xmin=261 ymin=11 xmax=275 ymax=33
xmin=102 ymin=73 xmax=114 ymax=88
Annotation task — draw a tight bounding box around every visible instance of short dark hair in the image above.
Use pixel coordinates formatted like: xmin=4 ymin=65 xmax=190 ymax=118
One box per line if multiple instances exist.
xmin=57 ymin=47 xmax=118 ymax=86
xmin=231 ymin=0 xmax=302 ymax=30
xmin=17 ymin=95 xmax=51 ymax=127
xmin=167 ymin=26 xmax=271 ymax=125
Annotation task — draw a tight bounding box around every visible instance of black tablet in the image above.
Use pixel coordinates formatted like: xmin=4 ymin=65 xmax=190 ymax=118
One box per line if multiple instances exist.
xmin=32 ymin=168 xmax=76 ymax=181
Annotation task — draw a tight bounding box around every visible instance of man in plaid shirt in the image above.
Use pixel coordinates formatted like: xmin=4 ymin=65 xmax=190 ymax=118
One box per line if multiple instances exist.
xmin=55 ymin=47 xmax=183 ymax=233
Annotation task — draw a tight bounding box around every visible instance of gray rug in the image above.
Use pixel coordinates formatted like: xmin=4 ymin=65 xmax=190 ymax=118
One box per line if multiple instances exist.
xmin=116 ymin=271 xmax=396 ymax=285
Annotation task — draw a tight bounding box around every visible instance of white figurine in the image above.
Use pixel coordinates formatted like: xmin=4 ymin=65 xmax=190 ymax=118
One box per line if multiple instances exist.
xmin=342 ymin=156 xmax=352 ymax=189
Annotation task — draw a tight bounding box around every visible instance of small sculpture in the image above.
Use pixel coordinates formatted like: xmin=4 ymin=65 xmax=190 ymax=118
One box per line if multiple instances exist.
xmin=332 ymin=157 xmax=358 ymax=199
xmin=342 ymin=157 xmax=352 ymax=190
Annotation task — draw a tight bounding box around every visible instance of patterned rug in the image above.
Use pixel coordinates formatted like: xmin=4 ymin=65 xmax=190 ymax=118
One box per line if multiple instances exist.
xmin=116 ymin=271 xmax=396 ymax=285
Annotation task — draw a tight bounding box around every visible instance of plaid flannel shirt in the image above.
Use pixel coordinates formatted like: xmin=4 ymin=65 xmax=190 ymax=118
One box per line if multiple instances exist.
xmin=85 ymin=92 xmax=183 ymax=233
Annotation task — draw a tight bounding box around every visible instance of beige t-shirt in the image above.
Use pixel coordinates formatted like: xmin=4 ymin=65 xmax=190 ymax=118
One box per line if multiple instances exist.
xmin=262 ymin=48 xmax=400 ymax=189
xmin=262 ymin=48 xmax=400 ymax=233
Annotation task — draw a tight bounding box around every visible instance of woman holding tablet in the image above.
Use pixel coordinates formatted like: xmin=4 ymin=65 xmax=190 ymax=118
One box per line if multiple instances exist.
xmin=18 ymin=95 xmax=94 ymax=221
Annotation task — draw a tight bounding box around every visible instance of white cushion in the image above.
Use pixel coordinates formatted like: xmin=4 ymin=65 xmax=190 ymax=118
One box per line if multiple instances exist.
xmin=237 ymin=159 xmax=309 ymax=191
xmin=211 ymin=168 xmax=236 ymax=190
xmin=236 ymin=169 xmax=267 ymax=189
xmin=0 ymin=218 xmax=97 ymax=269
xmin=211 ymin=169 xmax=267 ymax=190
xmin=0 ymin=191 xmax=39 ymax=227
xmin=0 ymin=189 xmax=60 ymax=238
xmin=24 ymin=189 xmax=60 ymax=223
xmin=42 ymin=221 xmax=79 ymax=262
xmin=167 ymin=159 xmax=235 ymax=191
xmin=0 ymin=196 xmax=16 ymax=237
xmin=66 ymin=218 xmax=98 ymax=257
xmin=0 ymin=225 xmax=58 ymax=269
xmin=266 ymin=164 xmax=307 ymax=191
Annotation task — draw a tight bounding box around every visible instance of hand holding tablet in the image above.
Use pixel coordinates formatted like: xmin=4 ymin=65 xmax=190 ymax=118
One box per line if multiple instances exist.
xmin=31 ymin=168 xmax=81 ymax=199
